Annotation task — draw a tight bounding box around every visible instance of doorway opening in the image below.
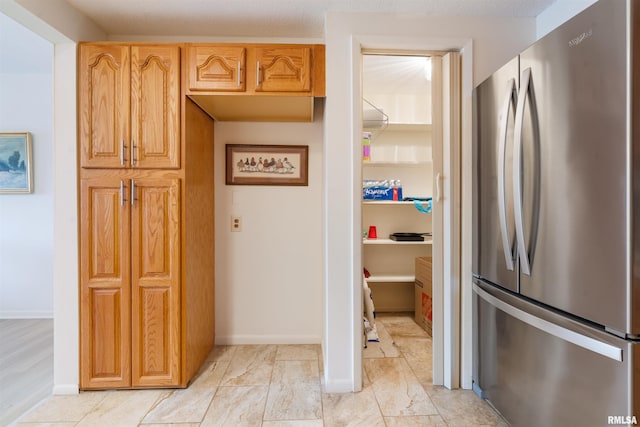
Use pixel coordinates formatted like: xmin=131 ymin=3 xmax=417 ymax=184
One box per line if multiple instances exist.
xmin=360 ymin=51 xmax=439 ymax=383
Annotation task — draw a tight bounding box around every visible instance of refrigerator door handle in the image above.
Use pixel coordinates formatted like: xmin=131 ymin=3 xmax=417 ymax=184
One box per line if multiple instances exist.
xmin=513 ymin=67 xmax=537 ymax=276
xmin=498 ymin=78 xmax=517 ymax=271
xmin=474 ymin=283 xmax=623 ymax=362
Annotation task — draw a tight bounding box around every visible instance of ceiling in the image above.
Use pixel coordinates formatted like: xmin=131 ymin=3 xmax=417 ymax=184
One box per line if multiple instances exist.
xmin=63 ymin=0 xmax=558 ymax=39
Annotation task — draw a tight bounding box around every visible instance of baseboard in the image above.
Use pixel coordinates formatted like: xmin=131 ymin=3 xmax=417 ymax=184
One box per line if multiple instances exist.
xmin=322 ymin=377 xmax=355 ymax=393
xmin=0 ymin=310 xmax=54 ymax=319
xmin=215 ymin=334 xmax=321 ymax=345
xmin=53 ymin=384 xmax=79 ymax=395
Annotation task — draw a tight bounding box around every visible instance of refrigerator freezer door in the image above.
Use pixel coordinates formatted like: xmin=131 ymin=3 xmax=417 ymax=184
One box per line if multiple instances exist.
xmin=517 ymin=0 xmax=630 ymax=334
xmin=473 ymin=57 xmax=519 ymax=292
xmin=473 ymin=280 xmax=636 ymax=426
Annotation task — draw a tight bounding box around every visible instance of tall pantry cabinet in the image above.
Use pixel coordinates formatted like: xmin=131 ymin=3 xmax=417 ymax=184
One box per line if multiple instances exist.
xmin=78 ymin=43 xmax=215 ymax=389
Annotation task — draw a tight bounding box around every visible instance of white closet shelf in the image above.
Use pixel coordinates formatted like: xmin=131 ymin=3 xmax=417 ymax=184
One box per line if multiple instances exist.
xmin=363 ymin=238 xmax=433 ymax=245
xmin=386 ymin=123 xmax=432 ymax=131
xmin=363 ymin=160 xmax=431 ymax=167
xmin=365 ymin=275 xmax=416 ymax=283
xmin=363 ymin=200 xmax=431 ymax=205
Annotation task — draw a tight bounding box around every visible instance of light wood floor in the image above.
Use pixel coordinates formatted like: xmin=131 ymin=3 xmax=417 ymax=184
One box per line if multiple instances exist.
xmin=0 ymin=318 xmax=53 ymax=426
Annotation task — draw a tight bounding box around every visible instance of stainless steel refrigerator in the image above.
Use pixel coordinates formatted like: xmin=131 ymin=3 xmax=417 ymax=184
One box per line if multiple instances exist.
xmin=472 ymin=0 xmax=640 ymax=425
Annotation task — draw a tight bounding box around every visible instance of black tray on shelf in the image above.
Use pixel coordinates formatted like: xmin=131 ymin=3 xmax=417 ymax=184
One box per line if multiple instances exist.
xmin=389 ymin=232 xmax=424 ymax=242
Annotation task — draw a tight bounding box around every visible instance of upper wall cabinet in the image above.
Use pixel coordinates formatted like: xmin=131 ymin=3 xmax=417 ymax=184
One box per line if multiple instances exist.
xmin=185 ymin=44 xmax=325 ymax=122
xmin=79 ymin=44 xmax=181 ymax=169
xmin=186 ymin=44 xmax=321 ymax=95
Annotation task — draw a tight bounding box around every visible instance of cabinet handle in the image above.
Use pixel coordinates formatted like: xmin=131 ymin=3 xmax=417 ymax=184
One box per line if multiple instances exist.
xmin=256 ymin=61 xmax=261 ymax=87
xmin=237 ymin=61 xmax=241 ymax=87
xmin=130 ymin=179 xmax=137 ymax=205
xmin=120 ymin=140 xmax=127 ymax=166
xmin=131 ymin=140 xmax=137 ymax=166
xmin=120 ymin=180 xmax=127 ymax=206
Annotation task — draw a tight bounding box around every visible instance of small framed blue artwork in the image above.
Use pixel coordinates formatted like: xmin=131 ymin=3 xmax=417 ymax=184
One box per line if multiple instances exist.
xmin=0 ymin=132 xmax=33 ymax=194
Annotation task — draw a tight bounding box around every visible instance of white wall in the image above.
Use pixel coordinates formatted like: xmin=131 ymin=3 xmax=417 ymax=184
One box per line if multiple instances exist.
xmin=0 ymin=0 xmax=596 ymax=393
xmin=1 ymin=0 xmax=105 ymax=394
xmin=0 ymin=13 xmax=54 ymax=318
xmin=214 ymin=105 xmax=325 ymax=344
xmin=323 ymin=11 xmax=537 ymax=392
xmin=536 ymin=0 xmax=598 ymax=39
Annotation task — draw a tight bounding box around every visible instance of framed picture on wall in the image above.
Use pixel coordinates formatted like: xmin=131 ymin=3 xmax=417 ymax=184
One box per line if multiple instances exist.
xmin=0 ymin=132 xmax=33 ymax=194
xmin=226 ymin=144 xmax=309 ymax=186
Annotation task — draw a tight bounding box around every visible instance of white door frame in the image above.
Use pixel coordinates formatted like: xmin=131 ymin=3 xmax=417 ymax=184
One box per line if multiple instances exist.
xmin=351 ymin=34 xmax=473 ymax=391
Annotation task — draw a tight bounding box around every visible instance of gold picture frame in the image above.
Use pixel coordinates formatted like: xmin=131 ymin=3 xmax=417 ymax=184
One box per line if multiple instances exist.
xmin=0 ymin=132 xmax=33 ymax=194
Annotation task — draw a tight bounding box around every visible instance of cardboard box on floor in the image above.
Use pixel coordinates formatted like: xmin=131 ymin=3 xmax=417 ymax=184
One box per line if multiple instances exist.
xmin=414 ymin=256 xmax=432 ymax=335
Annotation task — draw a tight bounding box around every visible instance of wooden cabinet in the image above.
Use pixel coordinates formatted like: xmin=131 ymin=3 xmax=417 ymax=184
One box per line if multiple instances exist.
xmin=186 ymin=44 xmax=322 ymax=95
xmin=79 ymin=177 xmax=131 ymax=389
xmin=79 ymin=43 xmax=216 ymax=390
xmin=187 ymin=45 xmax=246 ymax=92
xmin=80 ymin=173 xmax=181 ymax=389
xmin=79 ymin=44 xmax=180 ymax=169
xmin=254 ymin=46 xmax=311 ymax=93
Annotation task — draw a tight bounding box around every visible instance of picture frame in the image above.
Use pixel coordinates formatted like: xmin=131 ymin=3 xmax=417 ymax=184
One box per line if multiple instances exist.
xmin=0 ymin=132 xmax=33 ymax=194
xmin=226 ymin=144 xmax=309 ymax=186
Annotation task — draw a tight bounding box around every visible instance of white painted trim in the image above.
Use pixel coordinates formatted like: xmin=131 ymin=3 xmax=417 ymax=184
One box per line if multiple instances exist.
xmin=0 ymin=311 xmax=54 ymax=319
xmin=323 ymin=378 xmax=356 ymax=393
xmin=215 ymin=335 xmax=322 ymax=345
xmin=52 ymin=41 xmax=80 ymax=394
xmin=350 ymin=35 xmax=364 ymax=394
xmin=459 ymin=40 xmax=475 ymax=390
xmin=52 ymin=384 xmax=79 ymax=395
xmin=442 ymin=51 xmax=462 ymax=389
xmin=430 ymin=54 xmax=445 ymax=386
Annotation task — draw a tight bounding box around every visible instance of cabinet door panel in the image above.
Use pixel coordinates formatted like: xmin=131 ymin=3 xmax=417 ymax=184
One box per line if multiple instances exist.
xmin=255 ymin=46 xmax=311 ymax=92
xmin=187 ymin=45 xmax=246 ymax=92
xmin=131 ymin=46 xmax=181 ymax=169
xmin=79 ymin=45 xmax=130 ymax=169
xmin=131 ymin=178 xmax=181 ymax=386
xmin=80 ymin=178 xmax=131 ymax=388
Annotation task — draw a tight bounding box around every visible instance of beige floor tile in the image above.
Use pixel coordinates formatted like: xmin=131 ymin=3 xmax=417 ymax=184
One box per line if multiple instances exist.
xmin=275 ymin=344 xmax=321 ymax=361
xmin=384 ymin=415 xmax=448 ymax=426
xmin=189 ymin=358 xmax=230 ymax=389
xmin=263 ymin=383 xmax=322 ymax=421
xmin=429 ymin=387 xmax=507 ymax=426
xmin=378 ymin=314 xmax=430 ymax=338
xmin=262 ymin=421 xmax=324 ymax=427
xmin=76 ymin=389 xmax=164 ymax=427
xmin=220 ymin=344 xmax=276 ymax=386
xmin=17 ymin=391 xmax=108 ymax=423
xmin=394 ymin=337 xmax=433 ymax=385
xmin=141 ymin=386 xmax=216 ymax=424
xmin=15 ymin=423 xmax=77 ymax=427
xmin=205 ymin=345 xmax=237 ymax=362
xmin=142 ymin=424 xmax=200 ymax=427
xmin=363 ymin=321 xmax=401 ymax=359
xmin=364 ymin=358 xmax=438 ymax=417
xmin=322 ymin=387 xmax=385 ymax=427
xmin=13 ymin=319 xmax=497 ymax=426
xmin=271 ymin=360 xmax=320 ymax=384
xmin=200 ymin=385 xmax=268 ymax=427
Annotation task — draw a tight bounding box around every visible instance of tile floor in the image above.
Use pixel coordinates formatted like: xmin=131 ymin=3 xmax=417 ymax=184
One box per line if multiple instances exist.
xmin=14 ymin=313 xmax=508 ymax=426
